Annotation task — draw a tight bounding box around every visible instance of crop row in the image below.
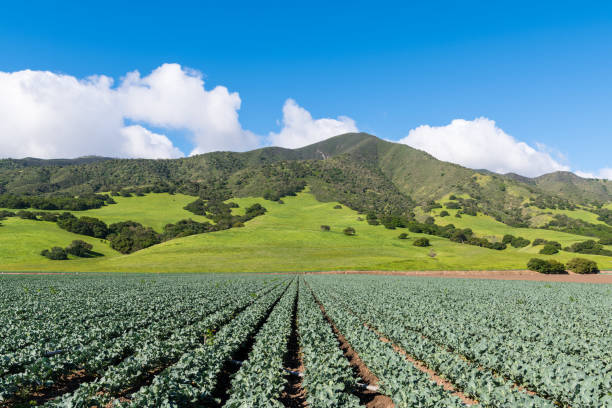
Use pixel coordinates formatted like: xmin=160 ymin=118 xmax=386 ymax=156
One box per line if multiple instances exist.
xmin=306 ymin=275 xmax=612 ymax=407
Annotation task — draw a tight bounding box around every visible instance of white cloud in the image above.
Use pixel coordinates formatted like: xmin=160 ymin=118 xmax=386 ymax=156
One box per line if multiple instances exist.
xmin=119 ymin=64 xmax=258 ymax=154
xmin=120 ymin=125 xmax=183 ymax=159
xmin=0 ymin=63 xmax=258 ymax=159
xmin=398 ymin=117 xmax=570 ymax=177
xmin=574 ymin=168 xmax=612 ymax=180
xmin=268 ymin=99 xmax=358 ymax=148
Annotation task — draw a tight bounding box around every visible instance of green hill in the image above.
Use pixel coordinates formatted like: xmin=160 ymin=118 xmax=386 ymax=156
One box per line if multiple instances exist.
xmin=2 ymin=190 xmax=611 ymax=272
xmin=1 ymin=133 xmax=611 ymax=272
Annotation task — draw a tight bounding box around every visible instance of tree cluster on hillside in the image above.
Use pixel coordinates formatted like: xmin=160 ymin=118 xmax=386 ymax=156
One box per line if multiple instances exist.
xmin=0 ymin=193 xmax=113 ymax=210
xmin=544 ymin=214 xmax=612 ymax=241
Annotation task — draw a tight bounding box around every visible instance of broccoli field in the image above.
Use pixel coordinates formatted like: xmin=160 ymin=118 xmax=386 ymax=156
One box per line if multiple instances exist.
xmin=0 ymin=273 xmax=610 ymax=407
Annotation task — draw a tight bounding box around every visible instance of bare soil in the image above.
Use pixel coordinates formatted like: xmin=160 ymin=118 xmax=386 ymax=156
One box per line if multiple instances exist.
xmin=310 ymin=270 xmax=612 ymax=283
xmin=308 ymin=286 xmax=395 ymax=408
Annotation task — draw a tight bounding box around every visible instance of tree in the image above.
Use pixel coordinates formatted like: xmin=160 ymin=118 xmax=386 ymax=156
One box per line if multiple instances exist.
xmin=502 ymin=234 xmax=515 ymax=245
xmin=320 ymin=225 xmax=330 ymax=231
xmin=66 ymin=240 xmax=94 ymax=257
xmin=439 ymin=210 xmax=450 ymax=217
xmin=398 ymin=233 xmax=408 ymax=239
xmin=334 ymin=204 xmax=342 ymax=209
xmin=343 ymin=227 xmax=355 ymax=236
xmin=527 ymin=258 xmax=566 ymax=274
xmin=41 ymin=247 xmax=68 ymax=260
xmin=539 ymin=244 xmax=559 ymax=255
xmin=413 ymin=238 xmax=430 ymax=247
xmin=510 ymin=237 xmax=531 ymax=248
xmin=566 ymin=258 xmax=599 ymax=274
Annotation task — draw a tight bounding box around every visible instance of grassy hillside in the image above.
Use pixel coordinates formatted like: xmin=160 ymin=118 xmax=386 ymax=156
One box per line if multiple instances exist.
xmin=2 ymin=190 xmax=610 ymax=273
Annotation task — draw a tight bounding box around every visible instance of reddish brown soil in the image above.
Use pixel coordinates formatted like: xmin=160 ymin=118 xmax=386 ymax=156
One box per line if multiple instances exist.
xmin=309 ymin=270 xmax=612 ymax=283
xmin=372 ymin=328 xmax=477 ymax=405
xmin=309 ymin=288 xmax=395 ymax=408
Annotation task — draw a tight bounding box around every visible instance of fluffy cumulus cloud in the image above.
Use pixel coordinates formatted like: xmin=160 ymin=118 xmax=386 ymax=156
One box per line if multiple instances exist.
xmin=398 ymin=117 xmax=570 ymax=177
xmin=574 ymin=168 xmax=612 ymax=180
xmin=268 ymin=99 xmax=358 ymax=148
xmin=0 ymin=63 xmax=257 ymax=159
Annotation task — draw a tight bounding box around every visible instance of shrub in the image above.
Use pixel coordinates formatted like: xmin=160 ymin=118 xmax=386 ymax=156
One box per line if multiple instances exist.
xmin=527 ymin=258 xmax=566 ymax=274
xmin=320 ymin=225 xmax=330 ymax=231
xmin=599 ymin=237 xmax=612 ymax=245
xmin=455 ymin=213 xmax=462 ymax=218
xmin=334 ymin=205 xmax=342 ymax=209
xmin=502 ymin=234 xmax=515 ymax=244
xmin=439 ymin=210 xmax=450 ymax=217
xmin=511 ymin=237 xmax=531 ymax=248
xmin=539 ymin=244 xmax=559 ymax=255
xmin=565 ymin=240 xmax=612 ymax=256
xmin=65 ymin=240 xmax=95 ymax=257
xmin=532 ymin=238 xmax=547 ymax=246
xmin=413 ymin=238 xmax=430 ymax=247
xmin=162 ymin=219 xmax=214 ymax=240
xmin=343 ymin=227 xmax=355 ymax=236
xmin=398 ymin=233 xmax=408 ymax=239
xmin=450 ymin=231 xmax=468 ymax=243
xmin=445 ymin=202 xmax=461 ymax=209
xmin=428 ymin=249 xmax=437 ymax=258
xmin=41 ymin=247 xmax=68 ymax=260
xmin=16 ymin=210 xmax=38 ymax=220
xmin=566 ymin=258 xmax=599 ymax=274
xmin=367 ymin=219 xmax=380 ymax=225
xmin=108 ymin=221 xmax=161 ymax=254
xmin=448 ymin=194 xmax=457 ymax=200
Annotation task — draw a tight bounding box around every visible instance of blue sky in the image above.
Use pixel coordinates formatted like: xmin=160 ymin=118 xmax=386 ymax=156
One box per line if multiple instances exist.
xmin=0 ymin=1 xmax=610 ymax=178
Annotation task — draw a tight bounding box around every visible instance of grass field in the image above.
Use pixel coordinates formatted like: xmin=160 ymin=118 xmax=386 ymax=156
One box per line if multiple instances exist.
xmin=1 ymin=190 xmax=611 ymax=272
xmin=1 ymin=193 xmax=211 ymax=232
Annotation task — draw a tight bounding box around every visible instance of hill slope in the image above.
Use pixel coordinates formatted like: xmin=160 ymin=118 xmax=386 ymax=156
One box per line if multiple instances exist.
xmin=0 ymin=133 xmax=610 ymax=230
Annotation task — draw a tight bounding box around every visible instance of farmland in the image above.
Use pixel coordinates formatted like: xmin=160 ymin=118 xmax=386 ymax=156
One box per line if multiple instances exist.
xmin=1 ymin=273 xmax=610 ymax=407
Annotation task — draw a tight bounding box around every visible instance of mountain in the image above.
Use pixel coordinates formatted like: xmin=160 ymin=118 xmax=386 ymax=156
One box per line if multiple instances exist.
xmin=0 ymin=133 xmax=610 ymax=222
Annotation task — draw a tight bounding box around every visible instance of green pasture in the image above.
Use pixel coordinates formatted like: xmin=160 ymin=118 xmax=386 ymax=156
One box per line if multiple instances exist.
xmin=1 ymin=193 xmax=210 ymax=232
xmin=1 ymin=190 xmax=610 ymax=272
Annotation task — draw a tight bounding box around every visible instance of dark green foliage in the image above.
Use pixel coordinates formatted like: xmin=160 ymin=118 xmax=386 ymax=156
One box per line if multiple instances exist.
xmin=343 ymin=227 xmax=356 ymax=236
xmin=333 ymin=204 xmax=342 ymax=209
xmin=41 ymin=247 xmax=68 ymax=260
xmin=566 ymin=258 xmax=599 ymax=274
xmin=0 ymin=193 xmax=112 ymax=210
xmin=445 ymin=201 xmax=461 ymax=209
xmin=510 ymin=237 xmax=531 ymax=248
xmin=57 ymin=213 xmax=108 ymax=238
xmin=320 ymin=225 xmax=330 ymax=231
xmin=593 ymin=208 xmax=612 ymax=226
xmin=107 ymin=221 xmax=161 ymax=254
xmin=65 ymin=240 xmax=100 ymax=257
xmin=545 ymin=214 xmax=612 ymax=241
xmin=39 ymin=212 xmax=59 ymax=222
xmin=398 ymin=233 xmax=408 ymax=239
xmin=532 ymin=238 xmax=547 ymax=246
xmin=162 ymin=219 xmax=215 ymax=240
xmin=367 ymin=219 xmax=380 ymax=225
xmin=539 ymin=244 xmax=559 ymax=255
xmin=502 ymin=234 xmax=515 ymax=244
xmin=16 ymin=210 xmax=38 ymax=220
xmin=423 ymin=201 xmax=443 ymax=212
xmin=564 ymin=240 xmax=612 ymax=257
xmin=413 ymin=238 xmax=430 ymax=247
xmin=380 ymin=215 xmax=409 ymax=229
xmin=450 ymin=230 xmax=469 ymax=243
xmin=448 ymin=195 xmax=457 ymax=200
xmin=527 ymin=258 xmax=566 ymax=274
xmin=439 ymin=210 xmax=449 ymax=217
xmin=599 ymin=237 xmax=612 ymax=245
xmin=0 ymin=210 xmax=15 ymax=219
